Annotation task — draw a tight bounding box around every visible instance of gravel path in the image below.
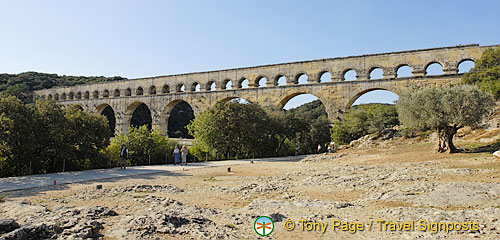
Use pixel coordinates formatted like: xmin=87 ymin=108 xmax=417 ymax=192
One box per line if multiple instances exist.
xmin=0 ymin=156 xmax=305 ymax=192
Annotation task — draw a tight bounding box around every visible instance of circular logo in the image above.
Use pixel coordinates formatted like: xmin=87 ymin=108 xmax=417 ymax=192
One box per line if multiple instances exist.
xmin=254 ymin=216 xmax=275 ymax=236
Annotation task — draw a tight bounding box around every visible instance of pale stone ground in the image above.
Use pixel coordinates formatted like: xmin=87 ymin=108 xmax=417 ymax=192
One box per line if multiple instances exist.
xmin=1 ymin=132 xmax=499 ymax=239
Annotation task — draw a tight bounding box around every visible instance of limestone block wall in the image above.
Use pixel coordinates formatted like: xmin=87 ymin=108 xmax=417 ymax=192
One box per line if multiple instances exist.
xmin=33 ymin=44 xmax=498 ymax=135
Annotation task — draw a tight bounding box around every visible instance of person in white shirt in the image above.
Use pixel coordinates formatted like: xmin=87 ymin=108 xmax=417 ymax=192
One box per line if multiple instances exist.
xmin=173 ymin=146 xmax=180 ymax=165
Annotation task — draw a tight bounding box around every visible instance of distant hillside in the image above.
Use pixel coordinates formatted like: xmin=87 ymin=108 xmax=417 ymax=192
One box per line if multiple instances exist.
xmin=285 ymin=100 xmax=396 ymax=121
xmin=351 ymin=103 xmax=395 ymax=108
xmin=285 ymin=99 xmax=327 ymax=122
xmin=0 ymin=72 xmax=126 ymax=103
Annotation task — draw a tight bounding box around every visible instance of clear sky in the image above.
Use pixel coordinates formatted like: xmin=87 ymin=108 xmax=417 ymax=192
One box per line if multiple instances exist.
xmin=1 ymin=0 xmax=499 ymax=109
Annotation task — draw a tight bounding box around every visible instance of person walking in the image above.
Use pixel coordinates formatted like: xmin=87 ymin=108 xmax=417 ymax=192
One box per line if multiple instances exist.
xmin=181 ymin=145 xmax=189 ymax=166
xmin=120 ymin=144 xmax=128 ymax=169
xmin=317 ymin=144 xmax=322 ymax=154
xmin=173 ymin=146 xmax=180 ymax=165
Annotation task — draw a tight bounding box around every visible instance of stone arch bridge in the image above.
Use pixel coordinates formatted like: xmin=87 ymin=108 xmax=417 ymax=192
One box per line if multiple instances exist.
xmin=34 ymin=44 xmax=497 ymax=135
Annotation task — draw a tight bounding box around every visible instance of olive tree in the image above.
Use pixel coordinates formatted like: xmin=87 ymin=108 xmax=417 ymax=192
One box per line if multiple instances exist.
xmin=396 ymin=85 xmax=494 ymax=153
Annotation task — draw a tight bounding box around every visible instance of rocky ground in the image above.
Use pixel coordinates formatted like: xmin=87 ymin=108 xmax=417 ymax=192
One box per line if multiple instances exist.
xmin=1 ymin=131 xmax=499 ymax=239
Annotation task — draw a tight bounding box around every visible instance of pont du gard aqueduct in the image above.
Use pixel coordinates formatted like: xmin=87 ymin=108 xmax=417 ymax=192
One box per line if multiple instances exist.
xmin=34 ymin=44 xmax=499 ymax=136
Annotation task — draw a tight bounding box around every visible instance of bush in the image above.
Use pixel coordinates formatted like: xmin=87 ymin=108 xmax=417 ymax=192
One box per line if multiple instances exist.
xmin=104 ymin=126 xmax=174 ymax=166
xmin=189 ymin=140 xmax=216 ymax=162
xmin=331 ymin=104 xmax=399 ymax=145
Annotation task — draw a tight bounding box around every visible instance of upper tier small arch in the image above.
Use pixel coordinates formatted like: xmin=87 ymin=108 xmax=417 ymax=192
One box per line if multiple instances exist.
xmin=425 ymin=62 xmax=444 ymax=75
xmin=343 ymin=69 xmax=357 ymax=81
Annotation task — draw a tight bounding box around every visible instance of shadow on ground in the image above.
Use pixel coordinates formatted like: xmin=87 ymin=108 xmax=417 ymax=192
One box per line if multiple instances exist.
xmin=466 ymin=139 xmax=500 ymax=153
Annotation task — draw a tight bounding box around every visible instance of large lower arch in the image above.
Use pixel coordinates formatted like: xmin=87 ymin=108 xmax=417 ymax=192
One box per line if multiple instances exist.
xmin=96 ymin=103 xmax=116 ymax=137
xmin=279 ymin=92 xmax=316 ymax=110
xmin=346 ymin=88 xmax=400 ymax=109
xmin=163 ymin=100 xmax=195 ymax=138
xmin=128 ymin=102 xmax=152 ymax=131
xmin=279 ymin=92 xmax=332 ymax=154
xmin=280 ymin=92 xmax=333 ymax=117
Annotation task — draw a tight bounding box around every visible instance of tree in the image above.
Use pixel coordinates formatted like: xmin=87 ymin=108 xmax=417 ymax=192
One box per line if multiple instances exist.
xmin=267 ymin=111 xmax=308 ymax=155
xmin=396 ymin=85 xmax=494 ymax=153
xmin=463 ymin=47 xmax=500 ymax=99
xmin=331 ymin=104 xmax=399 ymax=145
xmin=33 ymin=100 xmax=71 ymax=173
xmin=64 ymin=106 xmax=110 ymax=170
xmin=0 ymin=114 xmax=14 ymax=176
xmin=188 ymin=102 xmax=277 ymax=159
xmin=0 ymin=98 xmax=113 ymax=177
xmin=188 ymin=100 xmax=333 ymax=159
xmin=284 ymin=100 xmax=332 ymax=153
xmin=0 ymin=96 xmax=36 ymax=176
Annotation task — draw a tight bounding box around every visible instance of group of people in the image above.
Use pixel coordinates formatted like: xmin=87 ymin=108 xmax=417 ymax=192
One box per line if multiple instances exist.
xmin=118 ymin=144 xmax=189 ymax=170
xmin=317 ymin=141 xmax=336 ymax=154
xmin=172 ymin=145 xmax=189 ymax=165
xmin=119 ymin=140 xmax=339 ymax=169
xmin=295 ymin=142 xmax=336 ymax=156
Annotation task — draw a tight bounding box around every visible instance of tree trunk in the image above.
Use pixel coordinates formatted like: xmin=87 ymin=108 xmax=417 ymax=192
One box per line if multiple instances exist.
xmin=276 ymin=137 xmax=286 ymax=155
xmin=436 ymin=125 xmax=459 ymax=153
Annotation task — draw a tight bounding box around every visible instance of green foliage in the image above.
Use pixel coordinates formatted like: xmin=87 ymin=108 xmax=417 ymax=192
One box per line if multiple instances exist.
xmin=105 ymin=126 xmax=173 ymax=166
xmin=396 ymin=85 xmax=494 ymax=153
xmin=0 ymin=72 xmax=126 ymax=103
xmin=285 ymin=99 xmax=326 ymax=123
xmin=284 ymin=100 xmax=332 ymax=153
xmin=188 ymin=102 xmax=277 ymax=159
xmin=0 ymin=97 xmax=110 ymax=177
xmin=188 ymin=100 xmax=332 ymax=160
xmin=397 ymin=85 xmax=493 ymax=131
xmin=33 ymin=100 xmax=71 ymax=173
xmin=0 ymin=96 xmax=37 ymax=176
xmin=462 ymin=47 xmax=500 ymax=99
xmin=64 ymin=106 xmax=110 ymax=169
xmin=0 ymin=114 xmax=14 ymax=176
xmin=189 ymin=140 xmax=215 ymax=161
xmin=267 ymin=111 xmax=308 ymax=155
xmin=331 ymin=104 xmax=399 ymax=145
xmin=103 ymin=138 xmax=124 ymax=168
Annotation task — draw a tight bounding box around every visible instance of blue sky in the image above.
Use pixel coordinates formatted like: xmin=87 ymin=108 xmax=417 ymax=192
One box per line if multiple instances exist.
xmin=1 ymin=0 xmax=499 ymax=109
